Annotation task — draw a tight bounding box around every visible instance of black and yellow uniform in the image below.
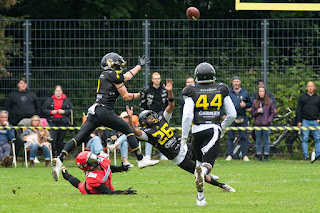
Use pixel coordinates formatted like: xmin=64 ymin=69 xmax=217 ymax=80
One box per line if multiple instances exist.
xmin=182 ymin=82 xmax=229 ymax=167
xmin=182 ymin=83 xmax=229 ymax=125
xmin=59 ymin=69 xmax=142 ymax=161
xmin=140 ymin=112 xmax=180 ymax=160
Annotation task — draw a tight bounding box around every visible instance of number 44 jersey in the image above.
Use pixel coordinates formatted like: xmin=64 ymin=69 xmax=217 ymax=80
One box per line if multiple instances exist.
xmin=182 ymin=83 xmax=229 ymax=125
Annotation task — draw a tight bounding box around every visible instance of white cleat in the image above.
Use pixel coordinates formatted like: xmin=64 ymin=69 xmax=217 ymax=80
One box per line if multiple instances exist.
xmin=222 ymin=184 xmax=236 ymax=192
xmin=196 ymin=195 xmax=207 ymax=206
xmin=195 ymin=166 xmax=205 ymax=192
xmin=52 ymin=157 xmax=63 ymax=181
xmin=208 ymin=173 xmax=219 ymax=180
xmin=137 ymin=157 xmax=159 ymax=169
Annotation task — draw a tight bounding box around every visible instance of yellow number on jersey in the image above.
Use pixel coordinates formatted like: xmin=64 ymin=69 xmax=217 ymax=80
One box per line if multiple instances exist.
xmin=151 ymin=123 xmax=174 ymax=145
xmin=195 ymin=94 xmax=222 ymax=110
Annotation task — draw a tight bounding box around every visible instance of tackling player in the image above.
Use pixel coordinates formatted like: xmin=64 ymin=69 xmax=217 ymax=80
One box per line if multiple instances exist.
xmin=181 ymin=62 xmax=237 ymax=206
xmin=61 ymin=151 xmax=136 ymax=194
xmin=126 ymin=79 xmax=236 ymax=194
xmin=52 ymin=52 xmax=159 ymax=181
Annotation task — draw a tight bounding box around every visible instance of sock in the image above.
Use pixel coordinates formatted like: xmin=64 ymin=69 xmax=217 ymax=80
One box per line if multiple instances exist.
xmin=59 ymin=138 xmax=77 ymax=162
xmin=197 ymin=191 xmax=205 ymax=200
xmin=209 ymin=177 xmax=224 ymax=188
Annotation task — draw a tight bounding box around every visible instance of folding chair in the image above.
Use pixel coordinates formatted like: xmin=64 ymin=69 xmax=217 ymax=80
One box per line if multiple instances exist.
xmin=19 ymin=118 xmax=53 ymax=167
xmin=9 ymin=138 xmax=17 ymax=168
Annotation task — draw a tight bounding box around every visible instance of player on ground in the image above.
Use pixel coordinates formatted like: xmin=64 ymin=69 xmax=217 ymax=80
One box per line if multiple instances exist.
xmin=126 ymin=79 xmax=236 ymax=193
xmin=61 ymin=151 xmax=137 ymax=194
xmin=181 ymin=62 xmax=237 ymax=206
xmin=52 ymin=52 xmax=159 ymax=181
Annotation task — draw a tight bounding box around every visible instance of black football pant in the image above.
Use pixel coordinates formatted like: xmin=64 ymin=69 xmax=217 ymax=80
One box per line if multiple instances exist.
xmin=60 ymin=106 xmax=142 ymax=161
xmin=192 ymin=128 xmax=220 ymax=167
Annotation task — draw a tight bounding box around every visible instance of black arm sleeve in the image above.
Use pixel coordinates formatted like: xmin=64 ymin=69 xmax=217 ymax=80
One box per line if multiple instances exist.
xmin=62 ymin=171 xmax=81 ymax=189
xmin=110 ymin=165 xmax=123 ymax=173
xmin=96 ymin=184 xmax=116 ymax=194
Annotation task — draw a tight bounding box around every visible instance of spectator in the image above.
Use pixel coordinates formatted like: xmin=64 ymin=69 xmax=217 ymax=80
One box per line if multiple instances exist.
xmin=250 ymin=79 xmax=277 ymax=110
xmin=21 ymin=115 xmax=51 ymax=167
xmin=5 ymin=77 xmax=40 ymax=126
xmin=42 ymin=85 xmax=74 ymax=157
xmin=251 ymin=87 xmax=276 ymax=162
xmin=296 ymin=81 xmax=320 ymax=161
xmin=86 ymin=129 xmax=108 ymax=158
xmin=225 ymin=76 xmax=252 ymax=161
xmin=178 ymin=77 xmax=195 ymax=110
xmin=0 ymin=110 xmax=15 ymax=168
xmin=140 ymin=72 xmax=168 ymax=160
xmin=107 ymin=111 xmax=135 ymax=167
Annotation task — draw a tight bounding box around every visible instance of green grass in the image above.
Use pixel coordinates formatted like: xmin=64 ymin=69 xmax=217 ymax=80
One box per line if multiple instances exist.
xmin=1 ymin=157 xmax=319 ymax=212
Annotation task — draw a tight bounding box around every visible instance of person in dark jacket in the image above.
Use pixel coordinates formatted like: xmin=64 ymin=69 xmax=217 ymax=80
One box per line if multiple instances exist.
xmin=225 ymin=76 xmax=252 ymax=161
xmin=140 ymin=72 xmax=168 ymax=160
xmin=5 ymin=77 xmax=40 ymax=126
xmin=296 ymin=81 xmax=320 ymax=161
xmin=42 ymin=85 xmax=74 ymax=157
xmin=251 ymin=86 xmax=276 ymax=162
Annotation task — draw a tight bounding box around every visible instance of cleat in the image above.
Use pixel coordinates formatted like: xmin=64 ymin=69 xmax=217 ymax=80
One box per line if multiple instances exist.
xmin=222 ymin=184 xmax=236 ymax=192
xmin=225 ymin=155 xmax=232 ymax=161
xmin=195 ymin=166 xmax=205 ymax=192
xmin=208 ymin=173 xmax=219 ymax=180
xmin=160 ymin=155 xmax=169 ymax=160
xmin=137 ymin=157 xmax=159 ymax=169
xmin=52 ymin=158 xmax=63 ymax=181
xmin=196 ymin=195 xmax=207 ymax=206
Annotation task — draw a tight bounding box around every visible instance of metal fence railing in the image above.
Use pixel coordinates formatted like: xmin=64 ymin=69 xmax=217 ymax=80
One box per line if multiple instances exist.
xmin=1 ymin=19 xmax=320 ymax=127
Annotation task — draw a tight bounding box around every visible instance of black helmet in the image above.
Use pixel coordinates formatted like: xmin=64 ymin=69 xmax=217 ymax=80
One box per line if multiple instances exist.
xmin=101 ymin=52 xmax=126 ymax=71
xmin=194 ymin=62 xmax=216 ymax=83
xmin=139 ymin=110 xmax=159 ymax=127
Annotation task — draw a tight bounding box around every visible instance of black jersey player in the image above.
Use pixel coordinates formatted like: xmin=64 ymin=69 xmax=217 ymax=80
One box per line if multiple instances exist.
xmin=52 ymin=52 xmax=159 ymax=181
xmin=126 ymin=79 xmax=236 ymax=193
xmin=181 ymin=62 xmax=237 ymax=206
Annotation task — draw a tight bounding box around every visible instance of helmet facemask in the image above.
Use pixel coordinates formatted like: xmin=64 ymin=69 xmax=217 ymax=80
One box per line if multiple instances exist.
xmin=139 ymin=110 xmax=159 ymax=127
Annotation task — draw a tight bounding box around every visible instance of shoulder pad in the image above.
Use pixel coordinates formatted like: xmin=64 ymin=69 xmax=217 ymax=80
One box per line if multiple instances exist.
xmin=218 ymin=83 xmax=229 ymax=97
xmin=182 ymin=85 xmax=196 ymax=97
xmin=105 ymin=70 xmax=124 ymax=84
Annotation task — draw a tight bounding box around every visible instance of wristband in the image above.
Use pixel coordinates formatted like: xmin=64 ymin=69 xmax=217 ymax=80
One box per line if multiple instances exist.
xmin=129 ymin=71 xmax=134 ymax=76
xmin=132 ymin=93 xmax=135 ymax=100
xmin=168 ymin=98 xmax=174 ymax=102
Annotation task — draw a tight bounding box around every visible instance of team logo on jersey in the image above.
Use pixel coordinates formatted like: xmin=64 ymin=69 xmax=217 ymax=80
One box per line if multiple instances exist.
xmin=21 ymin=96 xmax=27 ymax=102
xmin=115 ymin=70 xmax=122 ymax=79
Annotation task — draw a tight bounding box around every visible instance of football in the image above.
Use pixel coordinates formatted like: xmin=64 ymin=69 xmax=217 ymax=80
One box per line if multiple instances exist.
xmin=186 ymin=7 xmax=200 ymax=21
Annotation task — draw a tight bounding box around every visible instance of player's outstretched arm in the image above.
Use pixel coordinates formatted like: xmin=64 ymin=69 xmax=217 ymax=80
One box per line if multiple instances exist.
xmin=114 ymin=83 xmax=141 ymax=101
xmin=110 ymin=162 xmax=130 ymax=173
xmin=123 ymin=55 xmax=150 ymax=82
xmin=163 ymin=79 xmax=175 ymax=114
xmin=126 ymin=106 xmax=143 ymax=137
xmin=61 ymin=166 xmax=81 ymax=189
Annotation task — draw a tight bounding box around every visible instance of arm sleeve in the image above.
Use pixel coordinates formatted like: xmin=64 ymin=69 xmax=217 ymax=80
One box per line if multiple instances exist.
xmin=34 ymin=94 xmax=41 ymax=115
xmin=136 ymin=130 xmax=148 ymax=141
xmin=221 ymin=96 xmax=236 ymax=130
xmin=268 ymin=101 xmax=276 ymax=123
xmin=163 ymin=110 xmax=172 ymax=123
xmin=42 ymin=99 xmax=52 ymax=116
xmin=181 ymin=97 xmax=194 ymax=138
xmin=62 ymin=170 xmax=81 ymax=189
xmin=139 ymin=88 xmax=147 ymax=111
xmin=251 ymin=100 xmax=259 ymax=117
xmin=245 ymin=92 xmax=252 ymax=108
xmin=95 ymin=184 xmax=115 ymax=194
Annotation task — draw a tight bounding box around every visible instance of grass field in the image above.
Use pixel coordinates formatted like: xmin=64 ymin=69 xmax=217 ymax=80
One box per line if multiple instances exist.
xmin=1 ymin=157 xmax=319 ymax=213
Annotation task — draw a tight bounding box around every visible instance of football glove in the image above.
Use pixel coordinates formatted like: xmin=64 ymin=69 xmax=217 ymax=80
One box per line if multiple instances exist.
xmin=121 ymin=162 xmax=130 ymax=173
xmin=113 ymin=186 xmax=137 ymax=195
xmin=138 ymin=55 xmax=150 ymax=67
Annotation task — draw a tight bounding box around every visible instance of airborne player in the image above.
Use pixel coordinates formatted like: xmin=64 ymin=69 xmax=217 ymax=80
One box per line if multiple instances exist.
xmin=52 ymin=52 xmax=159 ymax=181
xmin=181 ymin=62 xmax=237 ymax=206
xmin=126 ymin=79 xmax=236 ymax=194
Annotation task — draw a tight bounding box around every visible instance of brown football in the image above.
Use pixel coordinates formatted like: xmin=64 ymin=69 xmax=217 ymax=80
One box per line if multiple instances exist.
xmin=186 ymin=7 xmax=200 ymax=21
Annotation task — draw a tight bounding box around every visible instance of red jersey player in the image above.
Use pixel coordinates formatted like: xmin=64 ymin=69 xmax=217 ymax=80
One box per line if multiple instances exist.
xmin=61 ymin=151 xmax=136 ymax=194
